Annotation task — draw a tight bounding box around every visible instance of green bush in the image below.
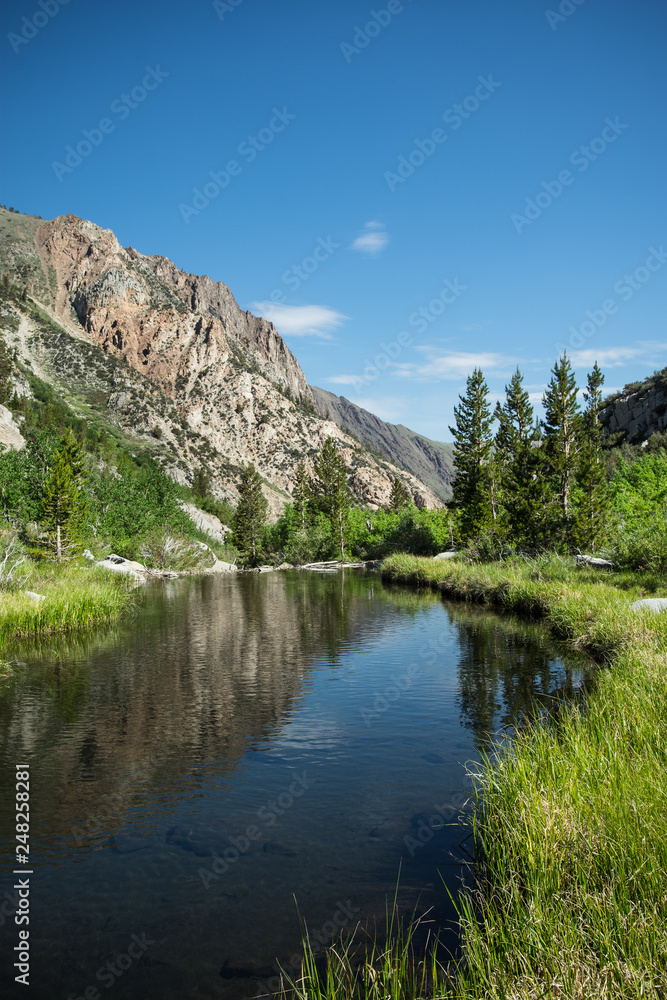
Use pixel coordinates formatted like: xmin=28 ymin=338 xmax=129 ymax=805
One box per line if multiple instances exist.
xmin=608 ymin=450 xmax=667 ymax=571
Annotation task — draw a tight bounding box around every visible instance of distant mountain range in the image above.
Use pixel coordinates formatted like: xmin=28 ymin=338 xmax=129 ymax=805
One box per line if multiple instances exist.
xmin=0 ymin=208 xmax=456 ymax=513
xmin=310 ymin=387 xmax=456 ymax=502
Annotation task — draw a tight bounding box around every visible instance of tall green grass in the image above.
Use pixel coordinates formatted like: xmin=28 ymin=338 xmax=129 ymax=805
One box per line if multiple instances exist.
xmin=289 ymin=555 xmax=667 ymax=999
xmin=0 ymin=564 xmax=136 ymax=641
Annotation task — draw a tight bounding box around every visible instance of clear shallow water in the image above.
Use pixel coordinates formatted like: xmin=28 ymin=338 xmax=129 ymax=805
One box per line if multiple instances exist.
xmin=0 ymin=570 xmax=590 ymax=999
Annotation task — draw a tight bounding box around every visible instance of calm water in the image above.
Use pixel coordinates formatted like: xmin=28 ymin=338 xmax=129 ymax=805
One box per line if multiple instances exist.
xmin=0 ymin=570 xmax=589 ymax=999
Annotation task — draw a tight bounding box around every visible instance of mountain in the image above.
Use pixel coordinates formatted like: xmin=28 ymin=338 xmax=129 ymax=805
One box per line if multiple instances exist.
xmin=600 ymin=369 xmax=667 ymax=446
xmin=0 ymin=208 xmax=441 ymax=514
xmin=310 ymin=387 xmax=456 ymax=502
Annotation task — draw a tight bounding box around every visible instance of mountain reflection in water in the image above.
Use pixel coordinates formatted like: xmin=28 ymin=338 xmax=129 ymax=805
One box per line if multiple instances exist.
xmin=0 ymin=570 xmax=590 ymax=1000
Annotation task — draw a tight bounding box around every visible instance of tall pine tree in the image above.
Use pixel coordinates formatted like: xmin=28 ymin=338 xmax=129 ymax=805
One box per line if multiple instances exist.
xmin=233 ymin=464 xmax=268 ymax=566
xmin=494 ymin=367 xmax=548 ymax=548
xmin=42 ymin=430 xmax=87 ymax=560
xmin=542 ymin=353 xmax=580 ymax=540
xmin=449 ymin=368 xmax=493 ymax=542
xmin=388 ymin=476 xmax=408 ymax=513
xmin=311 ymin=437 xmax=350 ymax=560
xmin=573 ymin=362 xmax=608 ymax=550
xmin=292 ymin=462 xmax=312 ymax=529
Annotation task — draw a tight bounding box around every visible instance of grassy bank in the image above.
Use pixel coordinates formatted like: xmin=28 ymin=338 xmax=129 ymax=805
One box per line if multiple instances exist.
xmin=290 ymin=555 xmax=667 ymax=999
xmin=0 ymin=563 xmax=136 ymax=642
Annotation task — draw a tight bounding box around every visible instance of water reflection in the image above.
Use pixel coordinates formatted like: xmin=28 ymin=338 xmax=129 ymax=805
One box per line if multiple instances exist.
xmin=0 ymin=570 xmax=591 ymax=999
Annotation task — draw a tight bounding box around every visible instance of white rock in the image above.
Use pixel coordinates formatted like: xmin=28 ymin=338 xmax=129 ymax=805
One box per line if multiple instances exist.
xmin=433 ymin=551 xmax=458 ymax=560
xmin=576 ymin=555 xmax=615 ymax=570
xmin=24 ymin=590 xmax=46 ymax=601
xmin=0 ymin=404 xmax=25 ymax=453
xmin=629 ymin=598 xmax=667 ymax=614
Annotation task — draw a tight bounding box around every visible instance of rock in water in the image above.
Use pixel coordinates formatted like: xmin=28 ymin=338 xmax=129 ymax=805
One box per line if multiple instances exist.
xmin=262 ymin=841 xmax=297 ymax=856
xmin=166 ymin=823 xmax=234 ymax=857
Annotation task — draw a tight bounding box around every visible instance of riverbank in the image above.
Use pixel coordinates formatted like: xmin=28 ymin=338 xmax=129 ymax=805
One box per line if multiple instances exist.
xmin=292 ymin=554 xmax=667 ymax=999
xmin=0 ymin=562 xmax=137 ymax=643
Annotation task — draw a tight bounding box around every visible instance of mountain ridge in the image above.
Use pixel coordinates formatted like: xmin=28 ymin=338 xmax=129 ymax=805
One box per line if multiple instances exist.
xmin=0 ymin=207 xmax=442 ymax=515
xmin=310 ymin=386 xmax=456 ymax=502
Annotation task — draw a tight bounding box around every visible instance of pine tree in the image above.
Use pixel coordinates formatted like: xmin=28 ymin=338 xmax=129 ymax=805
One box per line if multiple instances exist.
xmin=388 ymin=476 xmax=408 ymax=513
xmin=0 ymin=334 xmax=12 ymax=404
xmin=42 ymin=431 xmax=87 ymax=560
xmin=192 ymin=466 xmax=211 ymax=501
xmin=573 ymin=362 xmax=608 ymax=550
xmin=542 ymin=353 xmax=580 ymax=539
xmin=233 ymin=464 xmax=268 ymax=566
xmin=448 ymin=368 xmax=493 ymax=542
xmin=311 ymin=437 xmax=350 ymax=560
xmin=292 ymin=462 xmax=312 ymax=529
xmin=494 ymin=367 xmax=548 ymax=548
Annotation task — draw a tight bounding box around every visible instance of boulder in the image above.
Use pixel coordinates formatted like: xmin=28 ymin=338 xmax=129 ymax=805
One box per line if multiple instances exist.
xmin=96 ymin=554 xmax=147 ymax=577
xmin=24 ymin=591 xmax=46 ymax=601
xmin=629 ymin=598 xmax=667 ymax=614
xmin=433 ymin=551 xmax=458 ymax=560
xmin=178 ymin=501 xmax=230 ymax=544
xmin=0 ymin=404 xmax=25 ymax=453
xmin=576 ymin=555 xmax=615 ymax=570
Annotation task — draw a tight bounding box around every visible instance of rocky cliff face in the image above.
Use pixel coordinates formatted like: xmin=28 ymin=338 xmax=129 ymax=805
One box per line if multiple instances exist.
xmin=310 ymin=387 xmax=456 ymax=502
xmin=0 ymin=208 xmax=441 ymax=514
xmin=600 ymin=369 xmax=667 ymax=445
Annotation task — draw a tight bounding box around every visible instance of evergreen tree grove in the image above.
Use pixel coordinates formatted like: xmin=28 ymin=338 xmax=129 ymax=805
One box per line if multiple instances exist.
xmin=449 ymin=368 xmax=493 ymax=542
xmin=233 ymin=464 xmax=268 ymax=566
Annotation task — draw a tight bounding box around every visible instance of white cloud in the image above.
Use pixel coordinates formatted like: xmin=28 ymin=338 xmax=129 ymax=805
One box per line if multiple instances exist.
xmin=568 ymin=343 xmax=667 ymax=369
xmin=325 ymin=374 xmax=365 ymax=387
xmin=392 ymin=349 xmax=517 ymax=381
xmin=347 ymin=396 xmax=405 ymax=422
xmin=251 ymin=302 xmax=348 ymax=339
xmin=351 ymin=221 xmax=389 ymax=257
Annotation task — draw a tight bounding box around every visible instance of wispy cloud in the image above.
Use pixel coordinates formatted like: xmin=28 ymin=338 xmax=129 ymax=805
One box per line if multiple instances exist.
xmin=251 ymin=302 xmax=348 ymax=339
xmin=326 ymin=374 xmax=365 ymax=386
xmin=351 ymin=221 xmax=389 ymax=257
xmin=568 ymin=343 xmax=667 ymax=369
xmin=347 ymin=396 xmax=405 ymax=422
xmin=393 ymin=349 xmax=517 ymax=381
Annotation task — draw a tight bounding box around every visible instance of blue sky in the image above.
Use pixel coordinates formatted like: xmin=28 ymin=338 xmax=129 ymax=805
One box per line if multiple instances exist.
xmin=1 ymin=0 xmax=665 ymax=441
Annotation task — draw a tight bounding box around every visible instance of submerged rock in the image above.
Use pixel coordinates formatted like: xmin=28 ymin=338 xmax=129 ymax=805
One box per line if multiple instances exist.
xmin=166 ymin=822 xmax=235 ymax=857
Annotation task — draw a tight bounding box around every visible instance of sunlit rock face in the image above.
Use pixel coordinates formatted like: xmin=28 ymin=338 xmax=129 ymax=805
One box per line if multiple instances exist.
xmin=0 ymin=207 xmax=441 ymax=515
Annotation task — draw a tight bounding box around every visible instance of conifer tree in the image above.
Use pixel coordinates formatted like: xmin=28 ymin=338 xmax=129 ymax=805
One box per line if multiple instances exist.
xmin=292 ymin=462 xmax=312 ymax=529
xmin=573 ymin=362 xmax=608 ymax=550
xmin=494 ymin=367 xmax=548 ymax=547
xmin=42 ymin=430 xmax=87 ymax=560
xmin=192 ymin=466 xmax=211 ymax=501
xmin=233 ymin=464 xmax=268 ymax=566
xmin=311 ymin=437 xmax=350 ymax=560
xmin=542 ymin=353 xmax=580 ymax=537
xmin=388 ymin=476 xmax=408 ymax=513
xmin=448 ymin=368 xmax=493 ymax=542
xmin=0 ymin=334 xmax=12 ymax=404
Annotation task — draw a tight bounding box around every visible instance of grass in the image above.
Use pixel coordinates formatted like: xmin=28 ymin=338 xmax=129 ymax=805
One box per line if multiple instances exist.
xmin=288 ymin=554 xmax=667 ymax=999
xmin=0 ymin=562 xmax=137 ymax=642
